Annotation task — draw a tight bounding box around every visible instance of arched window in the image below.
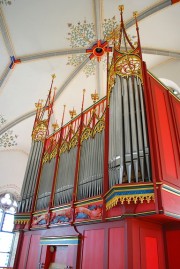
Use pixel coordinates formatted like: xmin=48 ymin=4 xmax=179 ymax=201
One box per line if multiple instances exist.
xmin=0 ymin=193 xmax=18 ymax=268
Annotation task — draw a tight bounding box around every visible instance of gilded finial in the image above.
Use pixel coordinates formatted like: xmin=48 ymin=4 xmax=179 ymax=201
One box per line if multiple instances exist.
xmin=119 ymin=5 xmax=124 ymax=12
xmin=35 ymin=99 xmax=43 ymax=110
xmin=83 ymin=89 xmax=86 ymax=94
xmin=69 ymin=108 xmax=77 ymax=119
xmin=52 ymin=74 xmax=56 ymax=79
xmin=52 ymin=121 xmax=59 ymax=131
xmin=133 ymin=11 xmax=138 ymax=18
xmin=91 ymin=91 xmax=99 ymax=103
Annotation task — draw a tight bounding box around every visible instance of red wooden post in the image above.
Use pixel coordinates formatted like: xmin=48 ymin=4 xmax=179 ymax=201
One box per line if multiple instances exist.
xmin=103 ymin=46 xmax=110 ymax=196
xmin=103 ymin=105 xmax=110 ymax=194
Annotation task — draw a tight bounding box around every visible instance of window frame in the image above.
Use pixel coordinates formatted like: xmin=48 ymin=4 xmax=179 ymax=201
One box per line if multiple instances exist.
xmin=0 ymin=209 xmax=15 ymax=268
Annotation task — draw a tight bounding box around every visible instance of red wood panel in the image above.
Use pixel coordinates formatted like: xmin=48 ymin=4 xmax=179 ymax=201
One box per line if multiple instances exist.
xmin=145 ymin=237 xmax=158 ymax=269
xmin=130 ymin=220 xmax=141 ymax=269
xmin=17 ymin=235 xmax=30 ymax=269
xmin=108 ymin=227 xmax=125 ymax=269
xmin=26 ymin=235 xmax=41 ymax=269
xmin=165 ymin=229 xmax=180 ymax=269
xmin=146 ymin=74 xmax=179 ymax=187
xmin=140 ymin=223 xmax=165 ymax=269
xmin=161 ymin=187 xmax=180 ymax=217
xmin=81 ymin=229 xmax=104 ymax=269
xmin=170 ymin=94 xmax=180 ymax=153
xmin=153 ymin=85 xmax=177 ymax=179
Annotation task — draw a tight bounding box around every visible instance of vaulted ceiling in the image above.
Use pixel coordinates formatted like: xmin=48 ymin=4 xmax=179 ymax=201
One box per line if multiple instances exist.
xmin=0 ymin=0 xmax=180 ymax=199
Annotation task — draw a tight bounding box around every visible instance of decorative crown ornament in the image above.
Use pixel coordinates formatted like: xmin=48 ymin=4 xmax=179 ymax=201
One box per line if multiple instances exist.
xmin=52 ymin=121 xmax=59 ymax=131
xmin=91 ymin=91 xmax=99 ymax=103
xmin=35 ymin=100 xmax=44 ymax=110
xmin=69 ymin=108 xmax=77 ymax=119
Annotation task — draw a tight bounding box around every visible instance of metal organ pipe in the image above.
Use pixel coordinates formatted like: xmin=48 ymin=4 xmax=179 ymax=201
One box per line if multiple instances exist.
xmin=77 ymin=130 xmax=104 ymax=200
xmin=54 ymin=146 xmax=77 ymax=206
xmin=18 ymin=140 xmax=43 ymax=212
xmin=108 ymin=75 xmax=151 ymax=186
xmin=26 ymin=141 xmax=43 ymax=211
xmin=35 ymin=157 xmax=56 ymax=211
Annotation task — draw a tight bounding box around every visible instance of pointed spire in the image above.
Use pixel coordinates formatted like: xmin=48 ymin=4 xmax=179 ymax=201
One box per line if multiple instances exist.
xmin=133 ymin=11 xmax=142 ymax=58
xmin=107 ymin=6 xmax=143 ymax=102
xmin=117 ymin=5 xmax=135 ymax=52
xmin=81 ymin=89 xmax=86 ymax=112
xmin=32 ymin=75 xmax=56 ymax=141
xmin=61 ymin=105 xmax=66 ymax=127
xmin=45 ymin=74 xmax=56 ymax=107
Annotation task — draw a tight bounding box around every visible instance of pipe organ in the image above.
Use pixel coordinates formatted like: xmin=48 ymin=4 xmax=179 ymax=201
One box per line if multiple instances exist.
xmin=14 ymin=6 xmax=180 ymax=269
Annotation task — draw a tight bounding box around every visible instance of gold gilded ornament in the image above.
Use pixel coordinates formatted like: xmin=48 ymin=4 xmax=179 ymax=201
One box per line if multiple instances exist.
xmin=32 ymin=121 xmax=47 ymax=141
xmin=69 ymin=108 xmax=77 ymax=119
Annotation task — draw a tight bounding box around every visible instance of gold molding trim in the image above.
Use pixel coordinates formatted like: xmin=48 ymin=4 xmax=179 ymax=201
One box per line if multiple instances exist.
xmin=106 ymin=193 xmax=155 ymax=210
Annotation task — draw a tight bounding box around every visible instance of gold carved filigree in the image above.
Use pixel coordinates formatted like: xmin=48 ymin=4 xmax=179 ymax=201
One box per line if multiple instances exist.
xmin=42 ymin=152 xmax=50 ymax=164
xmin=69 ymin=133 xmax=78 ymax=150
xmin=49 ymin=144 xmax=58 ymax=160
xmin=92 ymin=119 xmax=105 ymax=137
xmin=108 ymin=53 xmax=142 ymax=103
xmin=60 ymin=141 xmax=69 ymax=154
xmin=81 ymin=127 xmax=92 ymax=143
xmin=32 ymin=120 xmax=48 ymax=141
xmin=106 ymin=193 xmax=155 ymax=210
xmin=115 ymin=54 xmax=142 ymax=80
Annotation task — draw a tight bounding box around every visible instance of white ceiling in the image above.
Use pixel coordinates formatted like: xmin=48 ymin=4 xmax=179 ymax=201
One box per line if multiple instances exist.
xmin=0 ymin=0 xmax=180 ymax=199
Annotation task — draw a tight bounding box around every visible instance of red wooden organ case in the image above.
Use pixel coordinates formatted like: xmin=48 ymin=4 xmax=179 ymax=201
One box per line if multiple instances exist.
xmin=14 ymin=6 xmax=180 ymax=269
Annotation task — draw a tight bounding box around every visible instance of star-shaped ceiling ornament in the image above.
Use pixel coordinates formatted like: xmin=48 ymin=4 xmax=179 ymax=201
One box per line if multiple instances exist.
xmin=86 ymin=40 xmax=112 ymax=62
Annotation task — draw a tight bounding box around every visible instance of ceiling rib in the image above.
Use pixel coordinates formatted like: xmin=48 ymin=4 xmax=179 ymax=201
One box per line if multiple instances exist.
xmin=93 ymin=0 xmax=103 ymax=98
xmin=20 ymin=48 xmax=86 ymax=62
xmin=142 ymin=48 xmax=180 ymax=59
xmin=0 ymin=148 xmax=29 ymax=156
xmin=0 ymin=7 xmax=15 ymax=56
xmin=18 ymin=48 xmax=180 ymax=63
xmin=0 ymin=57 xmax=90 ymax=135
xmin=0 ymin=66 xmax=11 ymax=87
xmin=126 ymin=0 xmax=171 ymax=28
xmin=93 ymin=0 xmax=103 ymax=39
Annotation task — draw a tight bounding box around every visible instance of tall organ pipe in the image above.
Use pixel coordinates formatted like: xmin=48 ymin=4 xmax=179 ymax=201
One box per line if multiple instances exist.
xmin=18 ymin=141 xmax=43 ymax=212
xmin=77 ymin=130 xmax=104 ymax=200
xmin=54 ymin=145 xmax=77 ymax=206
xmin=109 ymin=75 xmax=151 ymax=186
xmin=35 ymin=157 xmax=56 ymax=211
